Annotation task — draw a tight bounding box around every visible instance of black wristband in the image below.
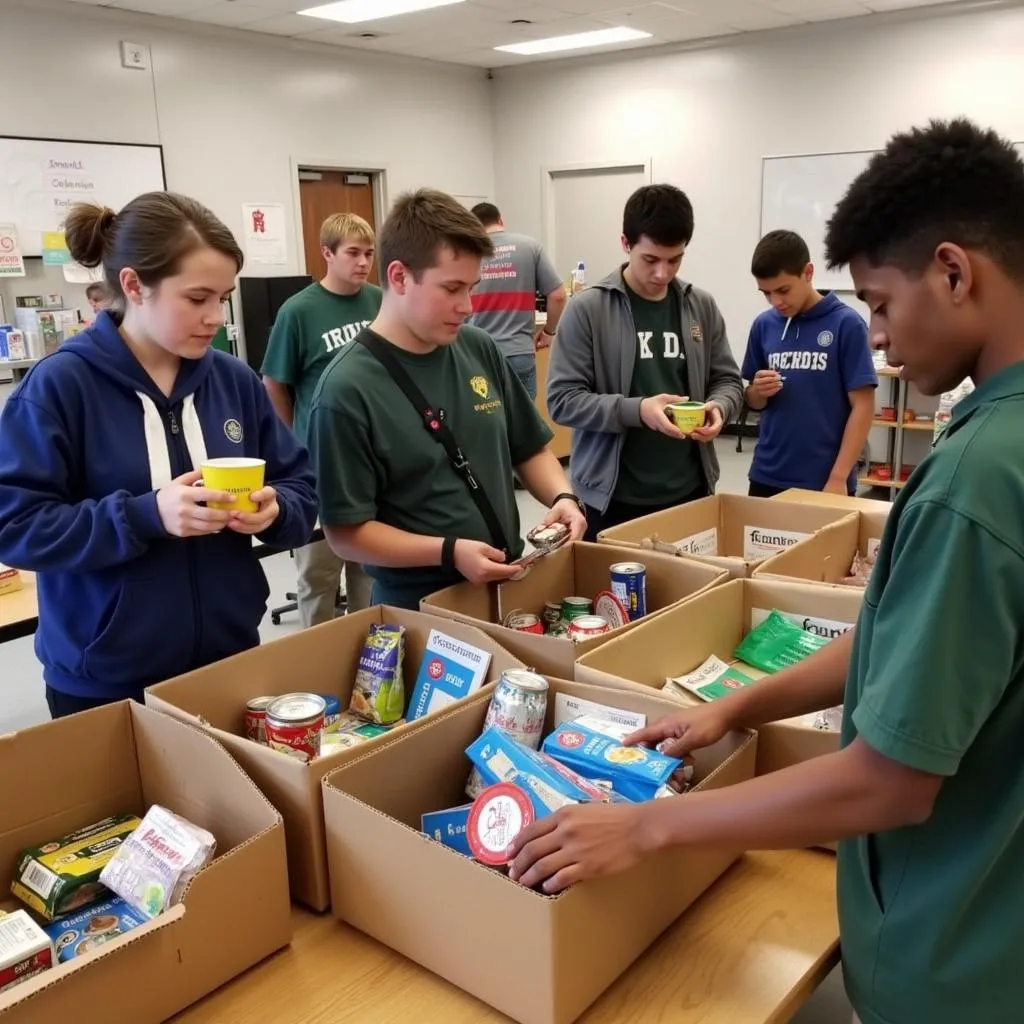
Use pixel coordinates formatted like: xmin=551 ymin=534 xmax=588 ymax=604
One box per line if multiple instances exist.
xmin=551 ymin=492 xmax=586 ymax=516
xmin=441 ymin=536 xmax=458 ymax=572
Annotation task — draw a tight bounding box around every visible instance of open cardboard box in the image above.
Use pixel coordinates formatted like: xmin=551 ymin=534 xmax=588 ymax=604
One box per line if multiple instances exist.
xmin=596 ymin=494 xmax=856 ymax=578
xmin=753 ymin=509 xmax=890 ymax=589
xmin=0 ymin=702 xmax=290 ymax=1023
xmin=145 ymin=606 xmax=524 ymax=911
xmin=322 ymin=677 xmax=756 ymax=1024
xmin=575 ymin=578 xmax=864 ymax=782
xmin=421 ymin=541 xmax=727 ymax=677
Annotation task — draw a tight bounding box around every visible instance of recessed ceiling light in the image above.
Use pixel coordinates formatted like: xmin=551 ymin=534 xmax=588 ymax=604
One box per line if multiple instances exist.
xmin=495 ymin=26 xmax=652 ymax=56
xmin=298 ymin=0 xmax=466 ymax=25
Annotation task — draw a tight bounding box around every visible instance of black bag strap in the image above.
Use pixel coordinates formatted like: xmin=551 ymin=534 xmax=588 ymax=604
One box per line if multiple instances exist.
xmin=357 ymin=332 xmax=512 ymax=558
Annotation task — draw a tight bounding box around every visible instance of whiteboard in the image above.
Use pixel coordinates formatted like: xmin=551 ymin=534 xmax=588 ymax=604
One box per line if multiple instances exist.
xmin=761 ymin=142 xmax=1024 ymax=291
xmin=0 ymin=136 xmax=165 ymax=256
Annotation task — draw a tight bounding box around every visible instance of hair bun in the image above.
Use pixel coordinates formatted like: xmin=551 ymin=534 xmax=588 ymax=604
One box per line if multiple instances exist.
xmin=64 ymin=202 xmax=117 ymax=268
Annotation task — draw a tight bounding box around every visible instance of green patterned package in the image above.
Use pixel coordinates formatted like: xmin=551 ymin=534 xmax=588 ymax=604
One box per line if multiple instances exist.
xmin=734 ymin=609 xmax=830 ymax=674
xmin=349 ymin=624 xmax=406 ymax=724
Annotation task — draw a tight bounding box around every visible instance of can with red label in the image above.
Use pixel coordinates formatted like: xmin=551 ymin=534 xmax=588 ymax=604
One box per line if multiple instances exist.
xmin=567 ymin=615 xmax=611 ymax=643
xmin=502 ymin=610 xmax=543 ymax=635
xmin=467 ymin=782 xmax=535 ymax=866
xmin=244 ymin=695 xmax=276 ymax=744
xmin=265 ymin=692 xmax=326 ymax=762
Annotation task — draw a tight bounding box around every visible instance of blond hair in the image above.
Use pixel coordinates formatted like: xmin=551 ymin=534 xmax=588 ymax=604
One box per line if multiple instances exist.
xmin=320 ymin=212 xmax=375 ymax=253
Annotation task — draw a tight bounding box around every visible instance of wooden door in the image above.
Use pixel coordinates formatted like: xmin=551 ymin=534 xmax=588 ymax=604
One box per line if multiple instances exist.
xmin=298 ymin=171 xmax=379 ymax=284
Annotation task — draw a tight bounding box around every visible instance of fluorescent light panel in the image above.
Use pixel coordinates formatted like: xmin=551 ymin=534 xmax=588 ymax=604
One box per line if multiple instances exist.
xmin=298 ymin=0 xmax=466 ymax=25
xmin=495 ymin=26 xmax=652 ymax=56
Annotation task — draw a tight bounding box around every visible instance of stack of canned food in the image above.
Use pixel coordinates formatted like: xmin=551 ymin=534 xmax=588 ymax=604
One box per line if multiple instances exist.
xmin=501 ymin=561 xmax=649 ymax=643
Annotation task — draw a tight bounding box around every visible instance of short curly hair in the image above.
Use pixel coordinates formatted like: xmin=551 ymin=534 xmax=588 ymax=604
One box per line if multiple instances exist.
xmin=824 ymin=119 xmax=1024 ymax=280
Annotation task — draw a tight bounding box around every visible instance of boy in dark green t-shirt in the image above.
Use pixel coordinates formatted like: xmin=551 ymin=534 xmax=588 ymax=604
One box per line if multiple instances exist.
xmin=262 ymin=213 xmax=382 ymax=625
xmin=506 ymin=120 xmax=1024 ymax=1024
xmin=307 ymin=189 xmax=586 ymax=610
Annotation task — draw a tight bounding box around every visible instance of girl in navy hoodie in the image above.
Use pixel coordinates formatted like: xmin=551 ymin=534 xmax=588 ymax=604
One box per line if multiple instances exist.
xmin=0 ymin=192 xmax=318 ymax=718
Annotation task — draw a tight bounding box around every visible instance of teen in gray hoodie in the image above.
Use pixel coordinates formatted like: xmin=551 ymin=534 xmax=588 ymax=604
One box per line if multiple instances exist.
xmin=547 ymin=185 xmax=744 ymax=539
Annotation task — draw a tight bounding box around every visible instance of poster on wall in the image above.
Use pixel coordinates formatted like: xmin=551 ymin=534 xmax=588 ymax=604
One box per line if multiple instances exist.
xmin=0 ymin=222 xmax=25 ymax=277
xmin=241 ymin=203 xmax=287 ymax=266
xmin=42 ymin=230 xmax=70 ymax=266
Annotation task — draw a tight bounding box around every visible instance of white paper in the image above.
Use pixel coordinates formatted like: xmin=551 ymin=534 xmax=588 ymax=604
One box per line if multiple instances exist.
xmin=751 ymin=607 xmax=855 ymax=639
xmin=0 ymin=222 xmax=25 ymax=277
xmin=743 ymin=524 xmax=809 ymax=561
xmin=673 ymin=526 xmax=718 ymax=556
xmin=665 ymin=654 xmax=731 ymax=701
xmin=553 ymin=692 xmax=645 ymax=732
xmin=241 ymin=203 xmax=287 ymax=266
xmin=62 ymin=261 xmax=105 ymax=284
xmin=866 ymin=538 xmax=881 ymax=560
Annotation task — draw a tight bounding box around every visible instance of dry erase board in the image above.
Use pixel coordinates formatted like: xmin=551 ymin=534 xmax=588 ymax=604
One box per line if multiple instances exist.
xmin=0 ymin=136 xmax=165 ymax=256
xmin=760 ymin=142 xmax=1024 ymax=291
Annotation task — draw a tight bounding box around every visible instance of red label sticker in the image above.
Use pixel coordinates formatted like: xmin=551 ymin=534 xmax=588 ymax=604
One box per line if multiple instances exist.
xmin=427 ymin=658 xmax=444 ymax=680
xmin=558 ymin=730 xmax=585 ymax=748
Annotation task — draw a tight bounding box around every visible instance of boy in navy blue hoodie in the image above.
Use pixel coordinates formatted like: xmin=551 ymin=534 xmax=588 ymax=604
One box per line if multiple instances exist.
xmin=0 ymin=193 xmax=317 ymax=718
xmin=743 ymin=230 xmax=877 ymax=496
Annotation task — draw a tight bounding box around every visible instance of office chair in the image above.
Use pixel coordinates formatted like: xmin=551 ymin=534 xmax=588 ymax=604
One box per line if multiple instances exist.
xmin=269 ymin=550 xmax=347 ymax=625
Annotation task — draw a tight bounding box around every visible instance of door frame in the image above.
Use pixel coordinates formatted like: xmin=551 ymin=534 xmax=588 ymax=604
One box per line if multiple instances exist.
xmin=289 ymin=156 xmax=390 ymax=275
xmin=540 ymin=158 xmax=653 ymax=270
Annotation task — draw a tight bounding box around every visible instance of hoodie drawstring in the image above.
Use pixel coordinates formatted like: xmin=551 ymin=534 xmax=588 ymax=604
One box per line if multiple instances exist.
xmin=137 ymin=392 xmax=209 ymax=489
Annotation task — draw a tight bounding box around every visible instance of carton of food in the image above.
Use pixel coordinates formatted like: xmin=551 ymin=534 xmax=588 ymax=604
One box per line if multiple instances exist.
xmin=0 ymin=912 xmax=54 ymax=994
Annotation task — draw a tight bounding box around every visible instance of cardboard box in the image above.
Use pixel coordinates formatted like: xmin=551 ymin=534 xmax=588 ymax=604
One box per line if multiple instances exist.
xmin=575 ymin=578 xmax=865 ymax=779
xmin=146 ymin=606 xmax=525 ymax=911
xmin=0 ymin=702 xmax=290 ymax=1023
xmin=421 ymin=541 xmax=728 ymax=677
xmin=753 ymin=509 xmax=890 ymax=589
xmin=322 ymin=678 xmax=756 ymax=1024
xmin=596 ymin=494 xmax=857 ymax=578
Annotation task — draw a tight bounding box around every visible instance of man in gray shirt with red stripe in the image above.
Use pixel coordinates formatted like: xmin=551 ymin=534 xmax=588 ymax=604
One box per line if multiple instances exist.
xmin=470 ymin=203 xmax=566 ymax=399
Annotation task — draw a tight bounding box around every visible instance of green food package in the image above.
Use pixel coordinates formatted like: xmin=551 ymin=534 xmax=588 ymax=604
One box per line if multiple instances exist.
xmin=350 ymin=624 xmax=406 ymax=724
xmin=734 ymin=609 xmax=830 ymax=674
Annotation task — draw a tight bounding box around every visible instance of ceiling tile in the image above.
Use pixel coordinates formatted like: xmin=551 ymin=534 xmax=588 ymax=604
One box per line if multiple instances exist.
xmin=241 ymin=13 xmax=322 ymax=35
xmin=466 ymin=3 xmax=578 ymax=23
xmin=725 ymin=8 xmax=802 ymax=29
xmin=187 ymin=2 xmax=294 ymax=28
xmin=863 ymin=0 xmax=958 ymax=9
xmin=109 ymin=0 xmax=212 ymax=15
xmin=551 ymin=0 xmax=663 ymax=11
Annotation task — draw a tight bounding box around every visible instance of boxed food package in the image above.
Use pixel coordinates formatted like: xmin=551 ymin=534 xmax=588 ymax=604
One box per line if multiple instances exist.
xmin=595 ymin=494 xmax=857 ymax=578
xmin=422 ymin=541 xmax=728 ymax=677
xmin=0 ymin=563 xmax=22 ymax=597
xmin=0 ymin=702 xmax=290 ymax=1023
xmin=145 ymin=606 xmax=526 ymax=911
xmin=753 ymin=509 xmax=890 ymax=589
xmin=323 ymin=677 xmax=756 ymax=1024
xmin=575 ymin=578 xmax=864 ymax=785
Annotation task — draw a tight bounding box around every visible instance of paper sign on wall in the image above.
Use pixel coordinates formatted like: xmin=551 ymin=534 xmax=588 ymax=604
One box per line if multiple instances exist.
xmin=866 ymin=538 xmax=882 ymax=560
xmin=743 ymin=525 xmax=809 ymax=561
xmin=41 ymin=230 xmax=70 ymax=266
xmin=750 ymin=608 xmax=855 ymax=639
xmin=0 ymin=223 xmax=25 ymax=277
xmin=241 ymin=203 xmax=287 ymax=266
xmin=673 ymin=527 xmax=718 ymax=556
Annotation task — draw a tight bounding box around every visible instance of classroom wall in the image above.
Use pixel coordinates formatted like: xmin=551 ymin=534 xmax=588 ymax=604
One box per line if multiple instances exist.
xmin=0 ymin=0 xmax=494 ymax=282
xmin=489 ymin=2 xmax=1024 ymax=359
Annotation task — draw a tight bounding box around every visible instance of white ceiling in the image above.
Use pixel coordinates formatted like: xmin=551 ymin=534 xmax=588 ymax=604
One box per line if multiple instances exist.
xmin=62 ymin=0 xmax=963 ymax=67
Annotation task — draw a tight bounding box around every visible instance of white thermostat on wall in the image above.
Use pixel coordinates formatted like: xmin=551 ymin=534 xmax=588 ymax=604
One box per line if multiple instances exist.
xmin=120 ymin=41 xmax=149 ymax=70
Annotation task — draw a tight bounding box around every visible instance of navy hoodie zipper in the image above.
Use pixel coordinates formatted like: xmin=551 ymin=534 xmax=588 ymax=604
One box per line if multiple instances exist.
xmin=165 ymin=402 xmax=204 ymax=667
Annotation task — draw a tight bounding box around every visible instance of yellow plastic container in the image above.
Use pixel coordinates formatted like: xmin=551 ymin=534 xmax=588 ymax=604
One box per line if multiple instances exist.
xmin=200 ymin=457 xmax=266 ymax=512
xmin=666 ymin=402 xmax=706 ymax=434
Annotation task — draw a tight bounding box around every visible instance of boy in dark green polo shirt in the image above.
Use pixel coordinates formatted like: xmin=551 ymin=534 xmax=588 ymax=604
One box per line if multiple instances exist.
xmin=506 ymin=119 xmax=1024 ymax=1024
xmin=308 ymin=189 xmax=586 ymax=610
xmin=262 ymin=213 xmax=382 ymax=625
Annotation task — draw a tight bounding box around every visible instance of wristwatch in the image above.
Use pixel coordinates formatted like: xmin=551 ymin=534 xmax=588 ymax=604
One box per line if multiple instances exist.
xmin=542 ymin=327 xmax=555 ymax=337
xmin=551 ymin=492 xmax=586 ymax=516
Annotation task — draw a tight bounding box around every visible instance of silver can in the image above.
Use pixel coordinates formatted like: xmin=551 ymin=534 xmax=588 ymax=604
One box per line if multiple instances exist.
xmin=466 ymin=669 xmax=549 ymax=799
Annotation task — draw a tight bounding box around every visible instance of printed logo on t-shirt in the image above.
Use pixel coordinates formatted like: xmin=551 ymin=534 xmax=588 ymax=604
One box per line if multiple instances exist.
xmin=469 ymin=375 xmax=502 ymax=415
xmin=768 ymin=350 xmax=829 ymax=372
xmin=638 ymin=331 xmax=684 ymax=360
xmin=224 ymin=418 xmax=243 ymax=443
xmin=690 ymin=322 xmax=703 ymax=343
xmin=817 ymin=330 xmax=834 ymax=348
xmin=322 ymin=319 xmax=372 ymax=354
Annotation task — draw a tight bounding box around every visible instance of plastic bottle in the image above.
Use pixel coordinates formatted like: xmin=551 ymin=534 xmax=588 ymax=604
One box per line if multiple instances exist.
xmin=571 ymin=261 xmax=586 ymax=295
xmin=932 ymin=378 xmax=975 ymax=443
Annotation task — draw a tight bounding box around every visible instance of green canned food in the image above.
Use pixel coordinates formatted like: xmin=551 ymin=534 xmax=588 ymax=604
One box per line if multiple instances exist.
xmin=561 ymin=596 xmax=592 ymax=622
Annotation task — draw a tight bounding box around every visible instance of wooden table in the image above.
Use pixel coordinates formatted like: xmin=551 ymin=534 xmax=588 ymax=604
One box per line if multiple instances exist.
xmin=175 ymin=848 xmax=839 ymax=1024
xmin=774 ymin=488 xmax=892 ymax=513
xmin=0 ymin=572 xmax=36 ymax=644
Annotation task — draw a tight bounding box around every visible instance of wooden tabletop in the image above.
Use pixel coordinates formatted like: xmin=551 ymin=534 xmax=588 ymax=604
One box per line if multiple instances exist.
xmin=774 ymin=488 xmax=892 ymax=513
xmin=0 ymin=572 xmax=36 ymax=641
xmin=174 ymin=848 xmax=839 ymax=1024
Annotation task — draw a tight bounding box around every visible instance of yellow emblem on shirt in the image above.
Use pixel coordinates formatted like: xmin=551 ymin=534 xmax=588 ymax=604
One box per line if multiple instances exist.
xmin=470 ymin=376 xmax=489 ymax=399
